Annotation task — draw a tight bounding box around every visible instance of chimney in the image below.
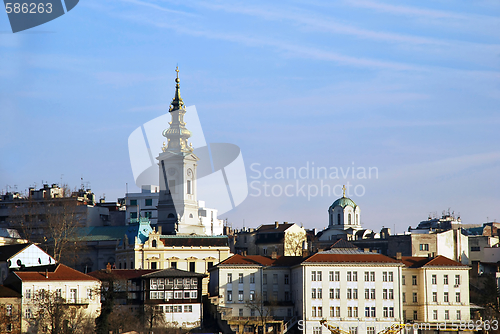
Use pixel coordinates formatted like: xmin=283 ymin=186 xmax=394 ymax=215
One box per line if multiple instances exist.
xmin=396 ymin=252 xmax=402 ymax=260
xmin=45 ymin=269 xmax=48 ymax=279
xmin=106 ymin=262 xmax=112 ymax=273
xmin=158 ymin=226 xmax=162 ymax=235
xmin=271 ymin=251 xmax=277 ymax=259
xmin=275 ymin=221 xmax=279 ymax=229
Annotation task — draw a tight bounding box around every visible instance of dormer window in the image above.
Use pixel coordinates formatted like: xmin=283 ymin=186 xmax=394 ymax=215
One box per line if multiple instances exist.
xmin=152 ymin=240 xmax=157 ymax=248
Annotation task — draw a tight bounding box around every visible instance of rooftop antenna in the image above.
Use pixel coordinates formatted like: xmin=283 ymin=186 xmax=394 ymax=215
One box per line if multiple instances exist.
xmin=126 ymin=182 xmax=128 ymax=194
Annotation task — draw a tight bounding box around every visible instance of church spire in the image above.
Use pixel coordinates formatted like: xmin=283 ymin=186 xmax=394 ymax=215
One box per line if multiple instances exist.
xmin=162 ymin=67 xmax=193 ymax=153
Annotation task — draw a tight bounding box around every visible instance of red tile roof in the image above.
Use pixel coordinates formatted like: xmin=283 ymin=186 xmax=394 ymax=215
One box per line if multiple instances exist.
xmin=15 ymin=264 xmax=99 ymax=282
xmin=219 ymin=254 xmax=275 ymax=266
xmin=304 ymin=253 xmax=401 ymax=264
xmin=399 ymin=255 xmax=468 ymax=268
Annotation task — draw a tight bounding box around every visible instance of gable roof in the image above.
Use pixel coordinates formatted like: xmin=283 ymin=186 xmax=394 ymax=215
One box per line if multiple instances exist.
xmin=217 ymin=254 xmax=304 ymax=267
xmin=257 ymin=223 xmax=294 ymax=233
xmin=141 ymin=268 xmax=206 ymax=278
xmin=0 ymin=243 xmax=31 ymax=261
xmin=14 ymin=263 xmax=99 ymax=282
xmin=399 ymin=255 xmax=468 ymax=268
xmin=303 ymin=253 xmax=401 ymax=264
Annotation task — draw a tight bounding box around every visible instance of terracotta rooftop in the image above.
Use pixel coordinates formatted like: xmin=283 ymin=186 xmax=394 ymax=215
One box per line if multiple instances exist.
xmin=218 ymin=254 xmax=304 ymax=267
xmin=14 ymin=264 xmax=99 ymax=282
xmin=304 ymin=253 xmax=401 ymax=264
xmin=399 ymin=255 xmax=468 ymax=268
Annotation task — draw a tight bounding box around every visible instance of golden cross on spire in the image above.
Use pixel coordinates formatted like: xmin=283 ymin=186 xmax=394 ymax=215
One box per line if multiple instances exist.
xmin=342 ymin=185 xmax=346 ymax=197
xmin=175 ymin=66 xmax=179 ymax=77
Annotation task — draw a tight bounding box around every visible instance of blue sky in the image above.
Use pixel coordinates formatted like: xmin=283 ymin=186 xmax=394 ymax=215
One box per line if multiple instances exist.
xmin=1 ymin=0 xmax=499 ymax=232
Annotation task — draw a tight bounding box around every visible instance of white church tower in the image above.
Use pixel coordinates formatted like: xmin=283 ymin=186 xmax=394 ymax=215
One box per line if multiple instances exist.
xmin=156 ymin=67 xmax=206 ymax=235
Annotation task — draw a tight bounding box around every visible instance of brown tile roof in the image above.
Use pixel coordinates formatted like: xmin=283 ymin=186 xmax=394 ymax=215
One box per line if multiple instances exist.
xmin=159 ymin=236 xmax=229 ymax=247
xmin=329 ymin=239 xmax=359 ymax=249
xmin=399 ymin=255 xmax=468 ymax=268
xmin=257 ymin=223 xmax=294 ymax=233
xmin=15 ymin=264 xmax=99 ymax=282
xmin=304 ymin=253 xmax=401 ymax=264
xmin=87 ymin=269 xmax=157 ymax=281
xmin=0 ymin=285 xmax=21 ymax=298
xmin=219 ymin=254 xmax=275 ymax=266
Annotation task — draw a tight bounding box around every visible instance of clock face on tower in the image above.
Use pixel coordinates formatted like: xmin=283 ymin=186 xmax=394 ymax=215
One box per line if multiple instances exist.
xmin=168 ymin=168 xmax=176 ymax=176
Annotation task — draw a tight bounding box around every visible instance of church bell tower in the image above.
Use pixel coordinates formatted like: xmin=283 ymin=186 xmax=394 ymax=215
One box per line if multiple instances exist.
xmin=156 ymin=67 xmax=205 ymax=235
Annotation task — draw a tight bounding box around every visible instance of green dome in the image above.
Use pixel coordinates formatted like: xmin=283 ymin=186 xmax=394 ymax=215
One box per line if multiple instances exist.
xmin=330 ymin=196 xmax=357 ymax=209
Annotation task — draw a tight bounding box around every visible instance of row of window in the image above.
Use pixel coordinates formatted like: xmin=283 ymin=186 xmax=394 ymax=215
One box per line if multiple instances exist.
xmin=227 ymin=290 xmax=291 ymax=302
xmin=403 ymin=291 xmax=461 ymax=303
xmin=403 ymin=309 xmax=461 ymax=321
xmin=129 ymin=211 xmax=153 ymax=219
xmin=155 ymin=305 xmax=193 ymax=313
xmin=236 ymin=307 xmax=294 ymax=317
xmin=129 ymin=198 xmax=154 ymax=207
xmin=311 ymin=306 xmax=395 ymax=318
xmin=25 ymin=288 xmax=93 ymax=301
xmin=150 ymin=290 xmax=197 ymax=300
xmin=402 ymin=274 xmax=460 ymax=286
xmin=150 ymin=278 xmax=197 ymax=290
xmin=227 ymin=273 xmax=291 ymax=285
xmin=311 ymin=271 xmax=394 ymax=282
xmin=311 ymin=288 xmax=394 ymax=300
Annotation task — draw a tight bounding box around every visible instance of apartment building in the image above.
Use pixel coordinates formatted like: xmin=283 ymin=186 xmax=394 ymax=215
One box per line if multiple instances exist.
xmin=294 ymin=252 xmax=404 ymax=334
xmin=400 ymin=255 xmax=470 ymax=329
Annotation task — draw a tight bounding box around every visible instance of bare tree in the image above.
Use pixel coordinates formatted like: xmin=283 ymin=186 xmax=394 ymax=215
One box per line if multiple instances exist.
xmin=283 ymin=231 xmax=307 ymax=256
xmin=244 ymin=295 xmax=278 ymax=334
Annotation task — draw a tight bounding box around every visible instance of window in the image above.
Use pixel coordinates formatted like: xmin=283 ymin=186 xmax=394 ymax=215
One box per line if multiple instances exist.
xmin=456 ymin=292 xmax=461 ymax=303
xmin=402 ymin=275 xmax=405 ymax=285
xmin=432 ymin=274 xmax=437 ymax=284
xmin=403 ymin=310 xmax=406 ymax=321
xmin=318 ymin=288 xmax=323 ymax=299
xmin=227 ymin=273 xmax=232 ymax=283
xmin=239 ymin=308 xmax=243 ymax=317
xmin=334 ymin=271 xmax=339 ymax=281
xmin=383 ymin=307 xmax=388 ymax=318
xmin=312 ymin=307 xmax=317 ymax=317
xmin=455 ymin=275 xmax=461 ymax=285
xmin=285 ymin=291 xmax=290 ymax=301
xmin=383 ymin=272 xmax=387 ymax=282
xmin=130 ymin=211 xmax=137 ymax=219
xmin=347 ymin=271 xmax=352 ymax=281
xmin=433 ymin=310 xmax=438 ymax=320
xmin=184 ymin=291 xmax=191 ymax=299
xmin=69 ymin=289 xmax=77 ymax=303
xmin=365 ymin=307 xmax=370 ymax=317
xmin=329 ymin=271 xmax=334 ymax=281
xmin=432 ymin=292 xmax=437 ymax=302
xmin=318 ymin=307 xmax=323 ymax=317
xmin=370 ymin=289 xmax=375 ymax=299
xmin=389 ymin=307 xmax=394 ymax=317
xmin=145 ymin=198 xmax=153 ymax=206
xmin=284 ymin=274 xmax=289 ymax=284
xmin=388 ymin=272 xmax=393 ymax=282
xmin=336 ymin=307 xmax=340 ymax=317
xmin=312 ymin=288 xmax=316 ymax=299
xmin=413 ymin=292 xmax=418 ymax=303
xmin=190 ymin=262 xmax=195 ymax=272
xmin=370 ymin=307 xmax=375 ymax=318
xmin=457 ymin=310 xmax=461 ymax=320
xmin=348 ymin=306 xmax=353 ymax=317
xmin=338 ymin=213 xmax=341 ymax=224
xmin=364 ymin=271 xmax=369 ymax=281
xmin=130 ymin=199 xmax=137 ymax=206
xmin=86 ymin=288 xmax=92 ymax=300
xmin=348 ymin=213 xmax=352 ymax=224
xmin=250 ymin=273 xmax=255 ymax=284
xmin=25 ymin=308 xmax=32 ymax=319
xmin=370 ymin=272 xmax=375 ymax=281
xmin=263 ymin=291 xmax=268 ymax=301
xmin=445 ymin=310 xmax=449 ymax=320
xmin=151 ymin=262 xmax=157 ymax=270
xmin=6 ymin=304 xmax=12 ymax=316
xmin=365 ymin=289 xmax=369 ymax=299
xmin=413 ymin=310 xmax=418 ymax=320
xmin=347 ymin=288 xmax=352 ymax=299
xmin=311 ymin=271 xmax=316 ymax=281
xmin=314 ymin=327 xmax=322 ymax=334
xmin=250 ymin=290 xmax=255 ymax=301
xmin=471 ymin=246 xmax=481 ymax=251
xmin=383 ymin=289 xmax=387 ymax=299
xmin=187 ymin=180 xmax=192 ymax=194
xmin=402 ymin=292 xmax=406 ymax=303
xmin=330 ymin=307 xmax=335 ymax=317
xmin=238 ymin=291 xmax=244 ymax=301
xmin=251 ymin=309 xmax=255 ymax=317
xmin=353 ymin=271 xmax=357 ymax=281
xmin=263 ymin=274 xmax=267 ymax=285
xmin=389 ymin=289 xmax=394 ymax=299
xmin=412 ymin=275 xmax=417 ymax=285
xmin=330 ymin=288 xmax=334 ymax=299
xmin=419 ymin=244 xmax=429 ymax=251
xmin=354 ymin=307 xmax=358 ymax=317
xmin=239 ymin=273 xmax=244 ymax=283
xmin=444 ymin=275 xmax=448 ymax=285
xmin=174 ymin=291 xmax=182 ymax=299
xmin=353 ymin=289 xmax=358 ymax=299
xmin=184 ymin=305 xmax=192 ymax=313
xmin=6 ymin=323 xmax=12 ymax=332
xmin=444 ymin=292 xmax=449 ymax=302
xmin=367 ymin=327 xmax=375 ymax=334
xmin=170 ymin=262 xmax=177 ymax=269
xmin=227 ymin=291 xmax=232 ymax=302
xmin=335 ymin=289 xmax=340 ymax=299
xmin=273 ymin=274 xmax=278 ymax=284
